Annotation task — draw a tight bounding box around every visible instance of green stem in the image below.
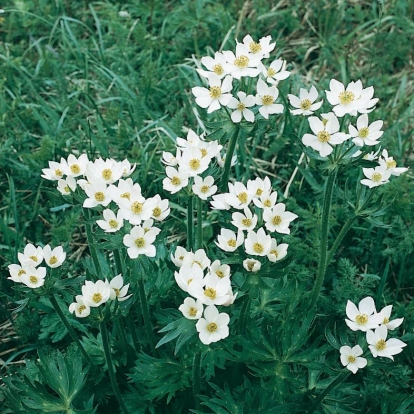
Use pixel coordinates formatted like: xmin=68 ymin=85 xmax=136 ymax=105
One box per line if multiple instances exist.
xmin=307 ymin=372 xmax=350 ymax=414
xmin=326 ymin=215 xmax=358 ymax=266
xmin=83 ymin=208 xmax=101 ymax=277
xmin=237 ymin=296 xmax=251 ymax=336
xmin=192 ymin=352 xmax=201 ymax=411
xmin=99 ymin=319 xmax=130 ymax=414
xmin=309 ymin=170 xmax=337 ymax=310
xmin=187 ymin=196 xmax=194 ymax=251
xmin=220 ymin=126 xmax=240 ymax=192
xmin=49 ymin=294 xmax=92 ymax=365
xmin=196 ymin=197 xmax=203 ymax=250
xmin=137 ymin=272 xmax=156 ymax=348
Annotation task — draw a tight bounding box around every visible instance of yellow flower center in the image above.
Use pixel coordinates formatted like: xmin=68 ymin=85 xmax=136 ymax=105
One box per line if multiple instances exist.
xmin=200 ymin=148 xmax=208 ymax=157
xmin=237 ymin=192 xmax=248 ymax=204
xmin=263 ymin=199 xmax=271 ymax=208
xmin=92 ymin=293 xmax=102 ymax=303
xmin=189 ymin=307 xmax=198 ymax=317
xmin=94 ymin=192 xmax=105 ymax=202
xmin=253 ymin=242 xmax=264 ymax=254
xmin=193 ymin=260 xmax=202 ymax=268
xmin=197 ymin=185 xmax=208 ymax=194
xmin=131 ymin=201 xmax=143 ymax=214
xmin=78 ymin=305 xmax=86 ymax=314
xmin=371 ymin=172 xmax=382 ymax=182
xmin=376 ymin=339 xmax=387 ymax=351
xmin=55 ymin=169 xmax=63 ymax=177
xmin=109 ymin=219 xmax=118 ymax=228
xmin=135 ymin=238 xmax=145 ymax=248
xmin=249 ymin=42 xmax=262 ymax=53
xmin=386 ymin=160 xmax=397 ymax=169
xmin=317 ymin=131 xmax=331 ymax=143
xmin=204 ymin=287 xmax=217 ymax=300
xmin=267 ymin=68 xmax=276 ymax=77
xmin=70 ymin=164 xmax=81 ymax=174
xmin=18 ymin=269 xmax=26 ymax=276
xmin=209 ymin=86 xmax=222 ymax=99
xmin=237 ymin=102 xmax=246 ymax=111
xmin=49 ymin=256 xmax=58 ymax=265
xmin=247 ymin=261 xmax=255 ymax=271
xmin=64 ymin=186 xmax=70 ymax=193
xmin=355 ymin=314 xmax=368 ymax=325
xmin=261 ymin=95 xmax=274 ymax=106
xmin=216 ymin=270 xmax=224 ymax=278
xmin=171 ymin=176 xmax=181 ymax=186
xmin=272 ymin=215 xmax=282 ymax=225
xmin=359 ymin=127 xmax=369 ymax=138
xmin=234 ymin=55 xmax=249 ymax=68
xmin=29 ymin=275 xmax=38 ymax=284
xmin=300 ymin=99 xmax=312 ymax=110
xmin=242 ymin=218 xmax=252 ymax=227
xmin=338 ymin=90 xmax=355 ymax=104
xmin=207 ymin=322 xmax=218 ymax=332
xmin=153 ymin=207 xmax=162 ymax=217
xmin=120 ymin=192 xmax=131 ymax=200
xmin=383 ymin=317 xmax=390 ymax=324
xmin=102 ymin=169 xmax=112 ymax=181
xmin=227 ymin=238 xmax=236 ymax=248
xmin=212 ymin=64 xmax=224 ymax=75
xmin=113 ymin=287 xmax=120 ymax=297
xmin=256 ymin=188 xmax=263 ymax=196
xmin=189 ymin=159 xmax=201 ymax=170
xmin=29 ymin=255 xmax=38 ymax=262
xmin=187 ymin=278 xmax=193 ymax=285
xmin=347 ymin=355 xmax=356 ymax=363
xmin=270 ymin=249 xmax=278 ymax=257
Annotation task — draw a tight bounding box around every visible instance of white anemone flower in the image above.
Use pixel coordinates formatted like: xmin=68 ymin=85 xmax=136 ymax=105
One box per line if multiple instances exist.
xmin=339 ymin=345 xmax=367 ymax=374
xmin=222 ymin=43 xmax=261 ymax=79
xmin=69 ymin=296 xmax=91 ymax=318
xmin=345 ymin=296 xmax=383 ymax=332
xmin=247 ymin=176 xmax=272 ymax=198
xmin=150 ymin=195 xmax=170 ymax=221
xmin=174 ymin=264 xmax=205 ymax=293
xmin=226 ymin=91 xmax=256 ymax=123
xmin=120 ymin=159 xmax=136 ymax=178
xmin=171 ymin=246 xmax=189 ymax=267
xmin=243 ymin=258 xmax=261 ymax=273
xmin=141 ymin=219 xmax=161 ymax=236
xmin=178 ymin=147 xmax=211 ymax=177
xmin=109 ymin=274 xmax=132 ymax=301
xmin=259 ymin=59 xmax=290 ymax=84
xmin=209 ymin=260 xmax=231 ymax=279
xmin=378 ymin=305 xmax=404 ymax=330
xmin=7 ymin=264 xmax=27 ymax=283
xmin=267 ymin=239 xmax=288 ymax=262
xmin=85 ymin=158 xmax=124 ymax=185
xmin=225 ymin=182 xmax=254 ymax=209
xmin=380 ymin=149 xmax=409 ymax=176
xmin=255 ymin=79 xmax=283 ymax=119
xmin=43 ymin=245 xmax=66 ymax=268
xmin=107 ymin=178 xmax=137 ymax=205
xmin=196 ymin=305 xmax=230 ymax=345
xmin=360 ymin=165 xmax=392 ymax=188
xmin=163 ymin=166 xmax=189 ymax=194
xmin=192 ymin=74 xmax=233 ymax=113
xmin=118 ymin=191 xmax=157 ymax=226
xmin=198 ymin=52 xmax=229 ymax=79
xmin=179 ymin=297 xmax=204 ymax=320
xmin=244 ymin=228 xmax=272 ymax=257
xmin=241 ymin=34 xmax=275 ymax=59
xmin=96 ymin=209 xmax=124 ymax=233
xmin=82 ymin=280 xmax=111 ymax=307
xmin=366 ymin=325 xmax=407 ymax=360
xmin=188 ymin=274 xmax=231 ymax=306
xmin=83 ymin=181 xmax=112 ymax=208
xmin=162 ymin=150 xmax=180 ymax=167
xmin=182 ymin=248 xmax=211 ymax=270
xmin=215 ymin=228 xmax=244 ymax=252
xmin=231 ymin=207 xmax=258 ymax=232
xmin=18 ymin=243 xmax=44 ymax=268
xmin=62 ymin=154 xmax=89 ymax=177
xmin=192 ymin=175 xmax=217 ymax=200
xmin=288 ymin=86 xmax=323 ymax=116
xmin=252 ymin=190 xmax=278 ymax=210
xmin=210 ymin=193 xmax=231 ymax=210
xmin=123 ymin=226 xmax=157 ymax=259
xmin=20 ymin=266 xmax=47 ymax=288
xmin=263 ymin=203 xmax=298 ymax=234
xmin=216 ymin=151 xmax=237 ymax=168
xmin=349 ymin=114 xmax=383 ymax=147
xmin=57 ymin=176 xmax=77 ymax=195
xmin=302 ymin=113 xmax=350 ymax=157
xmin=41 ymin=160 xmax=65 ymax=181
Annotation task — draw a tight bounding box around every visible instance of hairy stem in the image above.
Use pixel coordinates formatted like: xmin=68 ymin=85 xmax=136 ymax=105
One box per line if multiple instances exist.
xmin=187 ymin=196 xmax=194 ymax=251
xmin=83 ymin=208 xmax=101 ymax=277
xmin=137 ymin=272 xmax=156 ymax=348
xmin=196 ymin=197 xmax=203 ymax=250
xmin=220 ymin=126 xmax=240 ymax=192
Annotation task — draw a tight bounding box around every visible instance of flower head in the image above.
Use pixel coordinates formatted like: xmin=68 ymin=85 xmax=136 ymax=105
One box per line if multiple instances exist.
xmin=69 ymin=295 xmax=91 ymax=318
xmin=345 ymin=296 xmax=382 ymax=332
xmin=43 ymin=245 xmax=66 ymax=268
xmin=109 ymin=274 xmax=132 ymax=301
xmin=339 ymin=345 xmax=367 ymax=374
xmin=123 ymin=226 xmax=157 ymax=259
xmin=192 ymin=175 xmax=217 ymax=200
xmin=215 ymin=228 xmax=244 ymax=252
xmin=243 ymin=258 xmax=261 ymax=272
xmin=179 ymin=297 xmax=204 ymax=320
xmin=366 ymin=325 xmax=406 ymax=360
xmin=349 ymin=114 xmax=383 ymax=147
xmin=81 ymin=280 xmax=111 ymax=307
xmin=18 ymin=244 xmax=44 ymax=268
xmin=226 ymin=91 xmax=256 ymax=123
xmin=20 ymin=266 xmax=47 ymax=288
xmin=96 ymin=209 xmax=124 ymax=233
xmin=255 ymin=79 xmax=283 ymax=119
xmin=196 ymin=305 xmax=230 ymax=345
xmin=288 ymin=86 xmax=323 ymax=116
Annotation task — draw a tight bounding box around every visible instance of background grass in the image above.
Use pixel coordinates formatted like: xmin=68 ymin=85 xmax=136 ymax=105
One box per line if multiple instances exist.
xmin=0 ymin=0 xmax=413 ymax=411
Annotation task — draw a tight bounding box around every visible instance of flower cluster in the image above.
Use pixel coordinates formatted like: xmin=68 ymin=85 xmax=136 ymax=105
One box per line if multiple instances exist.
xmin=212 ymin=176 xmax=296 ymax=269
xmin=339 ymin=296 xmax=406 ymax=373
xmin=172 ymin=247 xmax=232 ymax=345
xmin=42 ymin=154 xmax=170 ymax=259
xmin=288 ymin=81 xmax=408 ymax=186
xmin=192 ymin=34 xmax=290 ymax=121
xmin=7 ymin=243 xmax=66 ymax=288
xmin=69 ymin=274 xmax=131 ymax=318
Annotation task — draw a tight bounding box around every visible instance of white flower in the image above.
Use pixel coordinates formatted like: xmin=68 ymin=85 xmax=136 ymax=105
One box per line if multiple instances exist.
xmin=162 ymin=150 xmax=180 ymax=167
xmin=339 ymin=345 xmax=367 ymax=374
xmin=215 ymin=229 xmax=245 ymax=252
xmin=252 ymin=190 xmax=278 ymax=210
xmin=210 ymin=193 xmax=231 ymax=210
xmin=179 ymin=297 xmax=203 ymax=320
xmin=83 ymin=181 xmax=112 ymax=208
xmin=244 ymin=228 xmax=272 ymax=256
xmin=120 ymin=159 xmax=136 ymax=177
xmin=174 ymin=264 xmax=205 ymax=293
xmin=380 ymin=149 xmax=409 ymax=176
xmin=69 ymin=296 xmax=91 ymax=318
xmin=288 ymin=86 xmax=323 ymax=116
xmin=196 ymin=305 xmax=230 ymax=345
xmin=43 ymin=245 xmax=66 ymax=268
xmin=222 ymin=43 xmax=261 ymax=79
xmin=86 ymin=158 xmax=124 ymax=185
xmin=109 ymin=274 xmax=132 ymax=301
xmin=7 ymin=264 xmax=27 ymax=283
xmin=118 ymin=191 xmax=156 ymax=225
xmin=192 ymin=175 xmax=217 ymax=200
xmin=349 ymin=114 xmax=383 ymax=147
xmin=366 ymin=325 xmax=407 ymax=360
xmin=198 ymin=52 xmax=229 ymax=79
xmin=178 ymin=147 xmax=211 ymax=177
xmin=241 ymin=34 xmax=275 ymax=59
xmin=188 ymin=274 xmax=231 ymax=306
xmin=41 ymin=160 xmax=65 ymax=181
xmin=82 ymin=280 xmax=111 ymax=307
xmin=226 ymin=91 xmax=256 ymax=123
xmin=57 ymin=177 xmax=77 ymax=195
xmin=182 ymin=249 xmax=211 ymax=270
xmin=255 ymin=79 xmax=283 ymax=119
xmin=150 ymin=195 xmax=170 ymax=221
xmin=18 ymin=244 xmax=44 ymax=268
xmin=247 ymin=176 xmax=272 ymax=198
xmin=141 ymin=219 xmax=161 ymax=236
xmin=360 ymin=165 xmax=392 ymax=188
xmin=302 ymin=113 xmax=350 ymax=157
xmin=259 ymin=59 xmax=290 ymax=85
xmin=209 ymin=260 xmax=231 ymax=279
xmin=377 ymin=305 xmax=404 ymax=330
xmin=267 ymin=239 xmax=288 ymax=262
xmin=243 ymin=258 xmax=261 ymax=272
xmin=225 ymin=182 xmax=253 ymax=209
xmin=163 ymin=166 xmax=189 ymax=194
xmin=20 ymin=266 xmax=47 ymax=288
xmin=216 ymin=151 xmax=237 ymax=168
xmin=61 ymin=154 xmax=89 ymax=177
xmin=192 ymin=74 xmax=233 ymax=113
xmin=123 ymin=226 xmax=157 ymax=259
xmin=263 ymin=203 xmax=298 ymax=234
xmin=325 ymin=79 xmax=378 ymax=117
xmin=107 ymin=178 xmax=138 ymax=205
xmin=96 ymin=209 xmax=124 ymax=232
xmin=231 ymin=207 xmax=258 ymax=232
xmin=171 ymin=246 xmax=189 ymax=267
xmin=345 ymin=296 xmax=383 ymax=332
